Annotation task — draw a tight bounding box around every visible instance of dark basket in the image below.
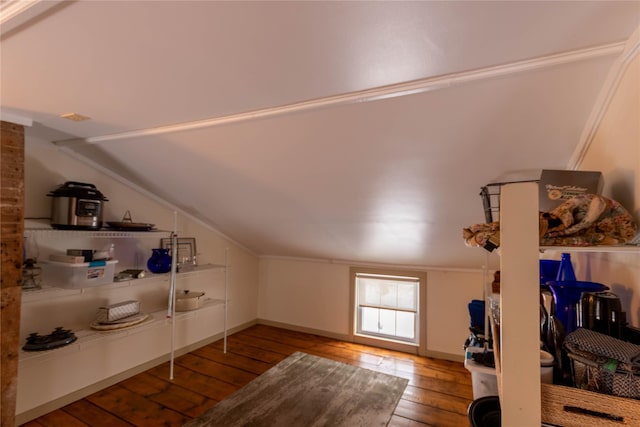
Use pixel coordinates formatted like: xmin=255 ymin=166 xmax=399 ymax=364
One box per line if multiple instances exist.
xmin=480 ymin=180 xmax=539 ymax=223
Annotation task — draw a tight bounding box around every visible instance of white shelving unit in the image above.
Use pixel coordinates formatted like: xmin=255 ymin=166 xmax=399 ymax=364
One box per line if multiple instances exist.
xmin=21 ymin=224 xmax=229 ymax=351
xmin=18 ymin=225 xmax=230 ymax=419
xmin=497 ymin=182 xmax=640 ymax=426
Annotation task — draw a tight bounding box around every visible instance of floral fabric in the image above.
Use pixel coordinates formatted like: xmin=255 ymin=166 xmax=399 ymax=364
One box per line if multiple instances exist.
xmin=541 ymin=194 xmax=636 ymax=246
xmin=463 ymin=194 xmax=637 ymax=251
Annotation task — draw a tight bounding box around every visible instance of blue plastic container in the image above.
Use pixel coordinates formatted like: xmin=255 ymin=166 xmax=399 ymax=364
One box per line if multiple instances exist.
xmin=546 ymin=280 xmax=609 ymax=334
xmin=468 ymin=300 xmax=486 ymax=330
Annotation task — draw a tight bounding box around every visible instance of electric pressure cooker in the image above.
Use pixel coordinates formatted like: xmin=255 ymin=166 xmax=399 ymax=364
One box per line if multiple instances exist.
xmin=47 ymin=181 xmax=108 ymax=230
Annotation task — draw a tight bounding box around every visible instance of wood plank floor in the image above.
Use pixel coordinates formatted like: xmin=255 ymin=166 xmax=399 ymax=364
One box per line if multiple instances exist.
xmin=20 ymin=325 xmax=473 ymax=427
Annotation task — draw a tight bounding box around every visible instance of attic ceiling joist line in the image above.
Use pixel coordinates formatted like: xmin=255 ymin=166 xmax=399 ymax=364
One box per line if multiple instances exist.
xmin=52 ymin=41 xmax=626 ymax=148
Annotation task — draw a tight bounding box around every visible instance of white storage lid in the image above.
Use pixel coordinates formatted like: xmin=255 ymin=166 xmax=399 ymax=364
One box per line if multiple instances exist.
xmin=540 ymin=349 xmax=555 ymax=367
xmin=42 ymin=259 xmax=118 ymax=267
xmin=464 ymin=357 xmax=496 ymax=375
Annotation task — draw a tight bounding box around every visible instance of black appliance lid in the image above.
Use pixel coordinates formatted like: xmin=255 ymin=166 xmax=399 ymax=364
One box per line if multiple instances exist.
xmin=47 ymin=181 xmax=108 ymax=201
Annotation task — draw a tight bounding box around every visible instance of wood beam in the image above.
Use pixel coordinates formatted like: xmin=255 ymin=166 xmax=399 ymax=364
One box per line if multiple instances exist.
xmin=1 ymin=120 xmax=25 ymax=427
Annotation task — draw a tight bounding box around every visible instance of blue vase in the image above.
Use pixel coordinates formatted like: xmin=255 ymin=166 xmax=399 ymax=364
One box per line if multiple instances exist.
xmin=555 ymin=253 xmax=577 ymax=281
xmin=147 ymin=248 xmax=172 ymax=274
xmin=539 ymin=259 xmax=561 ymax=285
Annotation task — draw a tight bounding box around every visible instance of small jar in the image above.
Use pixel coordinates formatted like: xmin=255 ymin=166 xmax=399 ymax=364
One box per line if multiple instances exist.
xmin=491 ymin=270 xmax=500 ymax=294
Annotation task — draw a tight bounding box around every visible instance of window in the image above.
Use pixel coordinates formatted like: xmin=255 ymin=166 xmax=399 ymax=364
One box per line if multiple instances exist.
xmin=352 ymin=269 xmax=424 ymax=348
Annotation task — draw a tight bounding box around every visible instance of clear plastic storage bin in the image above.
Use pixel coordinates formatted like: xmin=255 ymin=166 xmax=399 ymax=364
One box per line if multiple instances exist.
xmin=41 ymin=260 xmax=118 ymax=289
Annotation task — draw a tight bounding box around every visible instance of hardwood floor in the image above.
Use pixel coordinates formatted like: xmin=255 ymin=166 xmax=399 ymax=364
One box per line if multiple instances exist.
xmin=20 ymin=325 xmax=473 ymax=427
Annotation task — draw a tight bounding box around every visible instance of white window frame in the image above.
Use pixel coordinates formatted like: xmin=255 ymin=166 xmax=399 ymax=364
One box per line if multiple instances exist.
xmin=349 ymin=267 xmax=427 ymax=355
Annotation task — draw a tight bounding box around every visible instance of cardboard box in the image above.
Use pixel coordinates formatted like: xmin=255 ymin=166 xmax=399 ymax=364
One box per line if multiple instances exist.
xmin=538 ymin=169 xmax=603 ymax=212
xmin=481 ymin=169 xmax=603 ymax=222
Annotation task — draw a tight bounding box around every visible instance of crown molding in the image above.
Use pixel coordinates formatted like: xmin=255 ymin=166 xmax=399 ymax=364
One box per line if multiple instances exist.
xmin=0 ymin=0 xmax=41 ymax=24
xmin=569 ymin=25 xmax=640 ymax=170
xmin=258 ymin=254 xmax=488 ymax=273
xmin=0 ymin=0 xmax=67 ymax=37
xmin=66 ymin=41 xmax=625 ymax=146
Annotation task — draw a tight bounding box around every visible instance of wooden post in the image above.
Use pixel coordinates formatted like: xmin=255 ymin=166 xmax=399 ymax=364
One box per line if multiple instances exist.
xmin=1 ymin=120 xmax=25 ymax=427
xmin=499 ymin=182 xmax=541 ymax=425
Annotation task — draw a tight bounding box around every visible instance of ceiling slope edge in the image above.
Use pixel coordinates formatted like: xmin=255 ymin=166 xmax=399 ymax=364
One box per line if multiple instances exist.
xmin=0 ymin=0 xmax=43 ymax=24
xmin=258 ymin=254 xmax=492 ymax=274
xmin=569 ymin=25 xmax=640 ymax=170
xmin=0 ymin=0 xmax=67 ymax=38
xmin=54 ymin=41 xmax=626 ymax=147
xmin=54 ymin=144 xmax=258 ymax=258
xmin=0 ymin=111 xmax=32 ymax=127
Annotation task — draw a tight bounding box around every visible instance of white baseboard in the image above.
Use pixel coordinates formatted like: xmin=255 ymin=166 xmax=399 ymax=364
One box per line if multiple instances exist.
xmin=256 ymin=318 xmax=462 ymax=362
xmin=426 ymin=350 xmax=464 ymax=363
xmin=256 ymin=318 xmax=351 ymax=342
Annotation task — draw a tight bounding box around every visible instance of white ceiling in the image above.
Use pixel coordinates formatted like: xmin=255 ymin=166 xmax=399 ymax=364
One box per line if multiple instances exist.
xmin=2 ymin=1 xmax=639 ymax=268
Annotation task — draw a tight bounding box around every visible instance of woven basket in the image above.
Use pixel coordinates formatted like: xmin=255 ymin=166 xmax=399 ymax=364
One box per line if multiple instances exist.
xmin=568 ymin=351 xmax=640 ymax=399
xmin=542 ymin=384 xmax=640 ymax=427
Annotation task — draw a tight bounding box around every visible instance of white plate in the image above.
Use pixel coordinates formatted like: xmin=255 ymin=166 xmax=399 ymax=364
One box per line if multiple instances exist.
xmin=90 ymin=313 xmax=149 ymax=330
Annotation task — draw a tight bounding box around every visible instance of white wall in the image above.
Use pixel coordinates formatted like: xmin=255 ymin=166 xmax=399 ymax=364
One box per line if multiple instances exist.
xmin=258 ymin=258 xmax=351 ymax=335
xmin=425 ymin=269 xmax=487 ymax=356
xmin=18 ymin=134 xmax=260 ymax=419
xmin=258 ymin=256 xmax=485 ymax=359
xmin=577 ymin=51 xmax=640 ymax=326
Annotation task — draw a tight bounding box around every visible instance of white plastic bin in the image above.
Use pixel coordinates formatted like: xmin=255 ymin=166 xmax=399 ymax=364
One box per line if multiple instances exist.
xmin=464 ymin=348 xmax=555 ymax=399
xmin=464 ymin=356 xmax=499 ymax=399
xmin=41 ymin=260 xmax=118 ymax=289
xmin=539 ymin=349 xmax=554 ymax=384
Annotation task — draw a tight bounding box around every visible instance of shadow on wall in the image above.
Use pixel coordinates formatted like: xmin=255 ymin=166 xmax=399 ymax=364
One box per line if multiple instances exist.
xmin=25 ymin=148 xmax=65 ymax=218
xmin=607 ymin=168 xmax=637 ymax=224
xmin=610 ymin=285 xmax=638 ymax=325
xmin=582 ymin=252 xmax=639 ymax=326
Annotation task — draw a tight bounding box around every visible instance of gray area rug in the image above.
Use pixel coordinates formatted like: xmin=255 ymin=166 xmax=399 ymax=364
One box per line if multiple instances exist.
xmin=184 ymin=351 xmax=409 ymax=427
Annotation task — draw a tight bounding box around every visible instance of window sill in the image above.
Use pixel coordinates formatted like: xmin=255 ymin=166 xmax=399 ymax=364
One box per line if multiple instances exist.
xmin=353 ymin=333 xmax=419 ymax=355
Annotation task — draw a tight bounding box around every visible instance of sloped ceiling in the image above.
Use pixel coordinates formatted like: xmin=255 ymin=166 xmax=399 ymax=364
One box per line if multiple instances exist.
xmin=2 ymin=1 xmax=639 ymax=268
